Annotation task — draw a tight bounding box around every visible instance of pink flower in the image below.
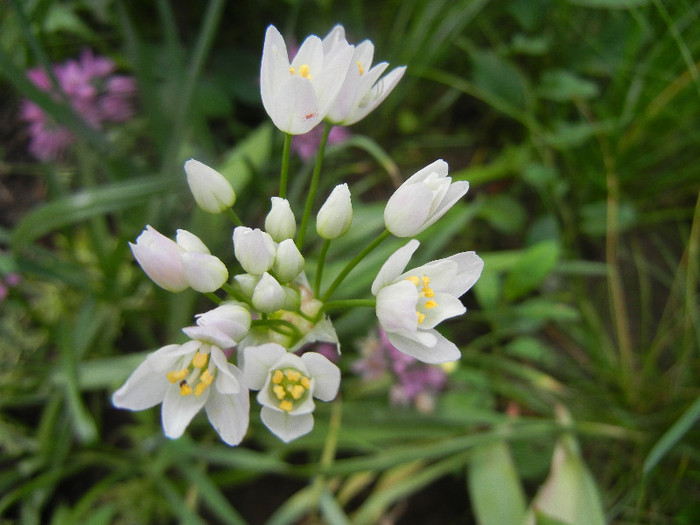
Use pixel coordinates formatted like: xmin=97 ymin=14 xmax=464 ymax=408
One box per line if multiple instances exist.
xmin=291 ymin=126 xmax=349 ymax=161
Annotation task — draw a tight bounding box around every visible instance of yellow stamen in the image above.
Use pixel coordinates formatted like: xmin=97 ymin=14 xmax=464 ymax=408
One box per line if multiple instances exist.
xmin=272 ymin=370 xmax=284 ymax=384
xmin=357 ymin=61 xmax=364 ymax=75
xmin=289 ymin=66 xmax=295 ymax=75
xmin=407 ymin=275 xmax=420 ymax=286
xmin=192 ymin=351 xmax=208 ymax=368
xmin=424 ymin=300 xmax=437 ymax=309
xmin=289 ymin=384 xmax=306 ymax=399
xmin=194 ymin=382 xmax=208 ymax=397
xmin=167 ymin=369 xmax=188 ymax=383
xmin=180 ymin=383 xmax=193 ymax=396
xmin=299 ymin=64 xmax=310 ymax=78
xmin=423 ymin=287 xmax=435 ymax=298
xmin=285 ymin=370 xmax=301 ymax=381
xmin=301 ymin=376 xmax=311 ymax=389
xmin=417 ymin=312 xmax=426 ymax=324
xmin=279 ymin=400 xmax=293 ymax=412
xmin=200 ymin=369 xmax=214 ymax=385
xmin=273 ymin=385 xmax=286 ymax=399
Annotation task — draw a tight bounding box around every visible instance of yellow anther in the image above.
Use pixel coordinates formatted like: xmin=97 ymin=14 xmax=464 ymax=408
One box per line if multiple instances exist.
xmin=194 ymin=382 xmax=209 ymax=397
xmin=273 ymin=385 xmax=286 ymax=399
xmin=180 ymin=383 xmax=193 ymax=396
xmin=417 ymin=312 xmax=426 ymax=324
xmin=192 ymin=351 xmax=208 ymax=368
xmin=200 ymin=369 xmax=214 ymax=386
xmin=272 ymin=370 xmax=284 ymax=384
xmin=407 ymin=275 xmax=420 ymax=286
xmin=289 ymin=66 xmax=295 ymax=75
xmin=423 ymin=287 xmax=435 ymax=298
xmin=424 ymin=300 xmax=437 ymax=309
xmin=290 ymin=384 xmax=305 ymax=399
xmin=421 ymin=276 xmax=431 ymax=286
xmin=299 ymin=64 xmax=310 ymax=78
xmin=285 ymin=370 xmax=302 ymax=381
xmin=167 ymin=369 xmax=188 ymax=383
xmin=279 ymin=400 xmax=293 ymax=412
xmin=357 ymin=61 xmax=364 ymax=75
xmin=301 ymin=376 xmax=311 ymax=389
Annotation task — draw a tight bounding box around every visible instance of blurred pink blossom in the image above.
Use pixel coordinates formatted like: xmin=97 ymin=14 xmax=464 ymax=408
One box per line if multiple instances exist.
xmin=291 ymin=125 xmax=350 ymax=161
xmin=20 ymin=49 xmax=137 ymax=161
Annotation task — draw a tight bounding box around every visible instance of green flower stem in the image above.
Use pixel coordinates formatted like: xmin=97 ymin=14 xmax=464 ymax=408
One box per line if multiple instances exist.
xmin=314 ymin=239 xmax=331 ymax=296
xmin=321 ymin=229 xmax=391 ymax=302
xmin=279 ymin=133 xmax=292 ymax=199
xmin=322 ymin=299 xmax=376 ymax=312
xmin=310 ymin=396 xmax=342 ymax=511
xmin=251 ymin=318 xmax=302 ymax=339
xmin=221 ymin=282 xmax=252 ymax=307
xmin=224 ymin=206 xmax=243 ymax=227
xmin=205 ymin=292 xmax=222 ymax=305
xmin=297 ymin=122 xmax=332 ymax=251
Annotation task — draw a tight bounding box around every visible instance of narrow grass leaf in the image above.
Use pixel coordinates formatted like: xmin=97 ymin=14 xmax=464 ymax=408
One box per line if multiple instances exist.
xmin=178 ymin=465 xmax=248 ymax=525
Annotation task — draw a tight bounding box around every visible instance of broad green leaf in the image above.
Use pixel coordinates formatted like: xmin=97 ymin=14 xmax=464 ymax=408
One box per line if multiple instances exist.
xmin=468 ymin=441 xmax=527 ymax=525
xmin=537 ymin=70 xmax=600 ymax=102
xmin=471 ymin=49 xmax=532 ymax=113
xmin=219 ymin=123 xmax=273 ymax=192
xmin=503 ymin=241 xmax=560 ymax=302
xmin=477 ymin=194 xmax=527 ymax=234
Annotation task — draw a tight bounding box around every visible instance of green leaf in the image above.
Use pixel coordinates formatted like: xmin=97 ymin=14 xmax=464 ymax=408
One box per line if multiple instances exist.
xmin=503 ymin=241 xmax=560 ymax=302
xmin=467 ymin=441 xmax=527 ymax=525
xmin=565 ymin=0 xmax=650 ymax=7
xmin=471 ymin=49 xmax=532 ymax=113
xmin=219 ymin=123 xmax=274 ymax=192
xmin=477 ymin=194 xmax=527 ymax=234
xmin=11 ymin=176 xmax=183 ymax=249
xmin=643 ymin=395 xmax=700 ymax=476
xmin=537 ymin=70 xmax=600 ymax=102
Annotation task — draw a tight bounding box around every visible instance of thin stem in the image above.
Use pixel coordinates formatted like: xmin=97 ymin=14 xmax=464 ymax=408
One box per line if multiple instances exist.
xmin=279 ymin=133 xmax=292 ymax=198
xmin=323 ymin=299 xmax=376 ymax=312
xmin=224 ymin=206 xmax=243 ymax=227
xmin=297 ymin=122 xmax=332 ymax=251
xmin=310 ymin=397 xmax=342 ymax=510
xmin=251 ymin=318 xmax=302 ymax=339
xmin=315 ymin=239 xmax=331 ymax=296
xmin=205 ymin=292 xmax=222 ymax=305
xmin=321 ymin=229 xmax=391 ymax=302
xmin=221 ymin=282 xmax=252 ymax=307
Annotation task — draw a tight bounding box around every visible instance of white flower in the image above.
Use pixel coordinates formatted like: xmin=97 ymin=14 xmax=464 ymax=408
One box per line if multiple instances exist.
xmin=324 ymin=26 xmax=406 ymax=126
xmin=232 ymin=227 xmax=276 ymax=275
xmin=252 ymin=272 xmax=287 ymax=313
xmin=260 ymin=24 xmax=354 ymax=135
xmin=241 ymin=344 xmax=340 ymax=442
xmin=265 ymin=197 xmax=296 ymax=242
xmin=371 ymin=239 xmax=483 ymax=364
xmin=273 ymin=239 xmax=305 ymax=283
xmin=130 ymin=226 xmax=228 ymax=293
xmin=316 ymin=183 xmax=353 ymax=239
xmin=182 ymin=303 xmax=251 ymax=349
xmin=112 ymin=338 xmax=249 ymax=446
xmin=184 ymin=159 xmax=236 ymax=214
xmin=384 ymin=160 xmax=469 ymax=237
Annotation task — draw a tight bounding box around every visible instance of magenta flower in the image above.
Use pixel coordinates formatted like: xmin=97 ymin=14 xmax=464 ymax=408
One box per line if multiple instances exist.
xmin=291 ymin=125 xmax=350 ymax=161
xmin=19 ymin=49 xmax=137 ymax=161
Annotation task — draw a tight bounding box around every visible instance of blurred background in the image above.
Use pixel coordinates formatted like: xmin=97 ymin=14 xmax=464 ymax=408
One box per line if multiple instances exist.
xmin=1 ymin=0 xmax=698 ymax=523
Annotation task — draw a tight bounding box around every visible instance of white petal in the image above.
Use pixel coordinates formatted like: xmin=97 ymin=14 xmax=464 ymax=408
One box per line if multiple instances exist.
xmin=404 ymin=159 xmax=448 ymax=185
xmin=261 ymin=25 xmax=290 ymax=118
xmin=161 ymin=384 xmax=208 ymax=439
xmin=345 ymin=65 xmax=406 ymax=125
xmin=301 ymin=352 xmax=340 ymax=402
xmin=181 ymin=252 xmax=228 ymax=293
xmin=419 ymin=180 xmax=469 ymax=233
xmin=446 ymin=251 xmax=484 ymax=297
xmin=315 ymin=43 xmax=354 ymax=117
xmin=288 ymin=315 xmax=339 ymax=353
xmin=176 ymin=229 xmax=211 ymax=254
xmin=205 ymin=366 xmax=249 ymax=446
xmin=371 ymin=239 xmax=420 ymax=295
xmin=210 ymin=347 xmax=241 ymax=394
xmin=261 ymin=406 xmax=314 ymax=443
xmin=240 ymin=343 xmax=286 ymax=389
xmin=182 ymin=325 xmax=235 ymax=348
xmin=385 ymin=329 xmax=461 ymax=364
xmin=404 ymin=259 xmax=457 ymax=291
xmin=384 ymin=183 xmax=434 ymax=237
xmin=376 ymin=280 xmax=419 ymax=334
xmin=420 ymin=292 xmax=466 ymax=329
xmin=112 ymin=344 xmax=191 ymax=410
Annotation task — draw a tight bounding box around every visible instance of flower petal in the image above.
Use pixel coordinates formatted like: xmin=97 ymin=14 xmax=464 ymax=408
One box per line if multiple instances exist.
xmin=376 ymin=280 xmax=419 ymax=334
xmin=420 ymin=292 xmax=466 ymax=329
xmin=161 ymin=384 xmax=208 ymax=439
xmin=371 ymin=239 xmax=420 ymax=295
xmin=444 ymin=251 xmax=484 ymax=297
xmin=240 ymin=343 xmax=287 ymax=389
xmin=210 ymin=347 xmax=241 ymax=394
xmin=385 ymin=329 xmax=461 ymax=364
xmin=261 ymin=406 xmax=314 ymax=443
xmin=205 ymin=365 xmax=249 ymax=446
xmin=181 ymin=252 xmax=228 ymax=293
xmin=301 ymin=352 xmax=340 ymax=402
xmin=384 ymin=183 xmax=433 ymax=237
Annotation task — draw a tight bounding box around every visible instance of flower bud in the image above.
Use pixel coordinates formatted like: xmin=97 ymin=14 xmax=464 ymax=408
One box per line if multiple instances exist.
xmin=316 ymin=183 xmax=353 ymax=239
xmin=233 ymin=273 xmax=259 ymax=298
xmin=273 ymin=239 xmax=305 ymax=283
xmin=180 ymin=251 xmax=228 ymax=293
xmin=184 ymin=159 xmax=236 ymax=214
xmin=252 ymin=272 xmax=286 ymax=313
xmin=129 ymin=225 xmax=188 ymax=292
xmin=183 ymin=303 xmax=251 ymax=347
xmin=233 ymin=227 xmax=276 ymax=275
xmin=265 ymin=197 xmax=296 ymax=242
xmin=176 ymin=229 xmax=211 ymax=254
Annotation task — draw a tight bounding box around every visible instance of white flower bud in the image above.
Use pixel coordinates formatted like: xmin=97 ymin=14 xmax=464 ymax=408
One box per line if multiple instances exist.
xmin=265 ymin=197 xmax=297 ymax=242
xmin=176 ymin=229 xmax=211 ymax=253
xmin=233 ymin=227 xmax=276 ymax=275
xmin=184 ymin=159 xmax=236 ymax=214
xmin=129 ymin=225 xmax=188 ymax=292
xmin=252 ymin=272 xmax=286 ymax=313
xmin=180 ymin=251 xmax=228 ymax=293
xmin=273 ymin=239 xmax=305 ymax=283
xmin=183 ymin=304 xmax=251 ymax=347
xmin=316 ymin=183 xmax=353 ymax=239
xmin=233 ymin=273 xmax=259 ymax=298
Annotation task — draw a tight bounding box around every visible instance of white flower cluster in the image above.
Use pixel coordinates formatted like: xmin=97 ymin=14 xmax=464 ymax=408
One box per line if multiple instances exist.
xmin=113 ymin=24 xmax=482 ymax=446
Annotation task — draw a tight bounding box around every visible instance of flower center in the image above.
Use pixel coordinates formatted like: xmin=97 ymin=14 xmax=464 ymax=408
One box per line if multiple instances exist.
xmin=166 ymin=350 xmax=215 ymax=397
xmin=406 ymin=275 xmax=438 ymax=325
xmin=289 ymin=64 xmax=312 ymax=80
xmin=269 ymin=367 xmax=311 ymax=412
